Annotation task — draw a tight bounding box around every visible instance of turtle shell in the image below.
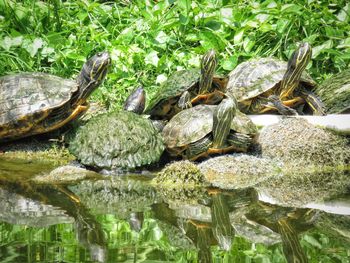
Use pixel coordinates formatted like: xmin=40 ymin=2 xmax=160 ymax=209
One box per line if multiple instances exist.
xmin=145 ymin=69 xmax=227 ymax=119
xmin=69 ymin=110 xmax=164 ymax=170
xmin=226 ymin=57 xmax=316 ymax=102
xmin=314 ymin=68 xmax=350 ymax=113
xmin=0 ymin=73 xmax=78 ymax=141
xmin=162 ymin=104 xmax=257 ymax=149
xmin=145 ymin=69 xmax=201 ymax=118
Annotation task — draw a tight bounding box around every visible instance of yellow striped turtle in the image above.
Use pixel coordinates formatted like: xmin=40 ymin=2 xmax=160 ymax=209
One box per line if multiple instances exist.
xmin=145 ymin=50 xmax=227 ymax=120
xmin=162 ymin=97 xmax=257 ymax=160
xmin=0 ymin=52 xmax=111 ymax=142
xmin=226 ymin=43 xmax=325 ymax=115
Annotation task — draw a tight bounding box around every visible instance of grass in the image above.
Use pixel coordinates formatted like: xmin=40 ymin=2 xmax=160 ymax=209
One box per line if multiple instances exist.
xmin=0 ymin=0 xmax=349 ymax=110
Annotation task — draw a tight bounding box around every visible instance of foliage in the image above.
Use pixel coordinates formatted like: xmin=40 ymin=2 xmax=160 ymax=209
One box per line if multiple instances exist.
xmin=0 ymin=0 xmax=349 ymax=109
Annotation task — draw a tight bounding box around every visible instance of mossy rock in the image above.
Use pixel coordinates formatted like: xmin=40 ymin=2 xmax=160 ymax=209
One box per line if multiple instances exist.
xmin=32 ymin=165 xmax=101 ymax=184
xmin=153 ymin=160 xmax=206 ymax=187
xmin=258 ymin=118 xmax=350 ymax=168
xmin=199 ymin=154 xmax=281 ymax=190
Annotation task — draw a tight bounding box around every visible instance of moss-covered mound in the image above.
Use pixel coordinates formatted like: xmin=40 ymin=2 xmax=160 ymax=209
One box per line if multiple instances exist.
xmin=199 ymin=154 xmax=281 ymax=189
xmin=153 ymin=160 xmax=205 ymax=187
xmin=258 ymin=118 xmax=350 ymax=168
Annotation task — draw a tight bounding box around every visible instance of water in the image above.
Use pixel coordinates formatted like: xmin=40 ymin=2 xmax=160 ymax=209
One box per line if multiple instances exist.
xmin=0 ymin=158 xmax=349 ymax=263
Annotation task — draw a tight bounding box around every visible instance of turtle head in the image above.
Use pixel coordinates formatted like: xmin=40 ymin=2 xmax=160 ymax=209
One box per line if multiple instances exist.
xmin=76 ymin=51 xmax=111 ymax=104
xmin=212 ymin=97 xmax=237 ymax=148
xmin=123 ymin=86 xmax=146 ymax=114
xmin=199 ymin=49 xmax=217 ymax=94
xmin=280 ymin=43 xmax=312 ymax=100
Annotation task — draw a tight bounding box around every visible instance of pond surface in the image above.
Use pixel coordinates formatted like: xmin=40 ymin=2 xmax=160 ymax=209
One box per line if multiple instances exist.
xmin=0 ymin=157 xmax=349 ymax=263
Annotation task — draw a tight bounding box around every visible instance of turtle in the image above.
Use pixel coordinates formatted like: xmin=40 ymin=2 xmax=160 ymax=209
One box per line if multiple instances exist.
xmin=144 ymin=49 xmax=228 ymax=120
xmin=226 ymin=42 xmax=326 ymax=115
xmin=162 ymin=97 xmax=257 ymax=160
xmin=69 ymin=87 xmax=164 ymax=171
xmin=0 ymin=51 xmax=111 ymax=143
xmin=313 ymin=68 xmax=350 ymax=114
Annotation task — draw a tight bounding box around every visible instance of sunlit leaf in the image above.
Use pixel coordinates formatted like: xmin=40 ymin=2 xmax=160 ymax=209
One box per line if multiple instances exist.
xmin=222 ymin=56 xmax=238 ymax=71
xmin=312 ymin=40 xmax=333 ymax=58
xmin=243 ymin=37 xmax=255 ymax=52
xmin=145 ymin=50 xmax=159 ymax=67
xmin=281 ymin=4 xmax=302 ymax=14
xmin=234 ymin=29 xmax=244 ymax=45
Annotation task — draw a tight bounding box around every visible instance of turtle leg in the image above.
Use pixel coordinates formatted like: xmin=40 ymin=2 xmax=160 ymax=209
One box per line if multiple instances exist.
xmin=36 ymin=105 xmax=88 ymax=134
xmin=177 ymin=91 xmax=192 ymax=110
xmin=190 ymin=90 xmax=226 ymax=106
xmin=299 ymin=89 xmax=326 ymax=115
xmin=265 ymin=95 xmax=298 ymax=115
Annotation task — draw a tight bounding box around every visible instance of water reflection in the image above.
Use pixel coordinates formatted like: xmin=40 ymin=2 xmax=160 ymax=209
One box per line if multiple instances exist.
xmin=0 ymin=176 xmax=349 ymax=262
xmin=0 ymin=179 xmax=107 ymax=262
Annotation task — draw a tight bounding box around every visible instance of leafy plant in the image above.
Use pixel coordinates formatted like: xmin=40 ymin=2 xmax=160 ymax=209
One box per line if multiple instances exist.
xmin=0 ymin=0 xmax=349 ymax=109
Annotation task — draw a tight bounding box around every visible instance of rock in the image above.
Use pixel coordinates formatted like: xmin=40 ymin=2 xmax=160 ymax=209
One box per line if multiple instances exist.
xmin=153 ymin=160 xmax=206 ymax=187
xmin=32 ymin=165 xmax=101 ymax=184
xmin=199 ymin=154 xmax=281 ymax=189
xmin=258 ymin=118 xmax=350 ymax=168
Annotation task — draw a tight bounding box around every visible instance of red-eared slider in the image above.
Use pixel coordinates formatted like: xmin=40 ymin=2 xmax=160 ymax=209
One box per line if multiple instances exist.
xmin=69 ymin=88 xmax=164 ymax=170
xmin=162 ymin=97 xmax=257 ymax=160
xmin=0 ymin=52 xmax=111 ymax=143
xmin=145 ymin=50 xmax=227 ymax=120
xmin=226 ymin=43 xmax=325 ymax=115
xmin=314 ymin=68 xmax=350 ymax=113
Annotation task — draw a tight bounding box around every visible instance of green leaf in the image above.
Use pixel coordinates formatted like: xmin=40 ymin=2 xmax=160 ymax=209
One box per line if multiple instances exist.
xmin=281 ymin=4 xmax=302 ymax=14
xmin=23 ymin=38 xmax=44 ymax=57
xmin=177 ymin=0 xmax=190 ymax=11
xmin=179 ymin=13 xmax=189 ymax=25
xmin=337 ymin=38 xmax=350 ymax=48
xmin=222 ymin=56 xmax=238 ymax=71
xmin=243 ymin=37 xmax=255 ymax=52
xmin=303 ymin=235 xmax=322 ymax=249
xmin=234 ymin=29 xmax=244 ymax=45
xmin=199 ymin=31 xmax=225 ymax=51
xmin=155 ymin=31 xmax=169 ymax=44
xmin=312 ymin=40 xmax=333 ymax=58
xmin=145 ymin=50 xmax=159 ymax=67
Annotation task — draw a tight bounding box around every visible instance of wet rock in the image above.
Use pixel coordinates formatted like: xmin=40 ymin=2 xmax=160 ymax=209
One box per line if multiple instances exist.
xmin=199 ymin=154 xmax=281 ymax=189
xmin=0 ymin=138 xmax=74 ymax=166
xmin=258 ymin=118 xmax=350 ymax=168
xmin=153 ymin=160 xmax=206 ymax=187
xmin=32 ymin=165 xmax=101 ymax=184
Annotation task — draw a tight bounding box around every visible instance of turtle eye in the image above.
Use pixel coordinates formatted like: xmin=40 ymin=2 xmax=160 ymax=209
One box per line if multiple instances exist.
xmin=97 ymin=52 xmax=103 ymax=57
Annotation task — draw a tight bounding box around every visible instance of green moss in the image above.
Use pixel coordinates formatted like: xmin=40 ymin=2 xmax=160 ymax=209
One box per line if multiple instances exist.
xmin=152 ymin=160 xmax=206 ymax=187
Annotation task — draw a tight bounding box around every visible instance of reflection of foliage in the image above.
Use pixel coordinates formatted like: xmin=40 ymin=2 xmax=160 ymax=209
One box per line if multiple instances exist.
xmin=1 ymin=210 xmax=350 ymax=262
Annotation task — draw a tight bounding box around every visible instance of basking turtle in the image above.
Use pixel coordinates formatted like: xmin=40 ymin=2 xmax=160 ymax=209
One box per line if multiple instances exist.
xmin=162 ymin=97 xmax=257 ymax=160
xmin=0 ymin=51 xmax=111 ymax=142
xmin=226 ymin=43 xmax=325 ymax=115
xmin=145 ymin=50 xmax=227 ymax=120
xmin=69 ymin=88 xmax=164 ymax=170
xmin=314 ymin=68 xmax=350 ymax=113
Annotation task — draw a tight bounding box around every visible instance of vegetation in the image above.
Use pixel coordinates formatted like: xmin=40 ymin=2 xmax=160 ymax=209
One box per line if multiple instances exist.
xmin=1 ymin=0 xmax=349 ymax=109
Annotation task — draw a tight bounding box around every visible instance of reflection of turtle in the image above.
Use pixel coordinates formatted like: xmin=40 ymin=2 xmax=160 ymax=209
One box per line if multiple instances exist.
xmin=246 ymin=202 xmax=317 ymax=263
xmin=162 ymin=97 xmax=257 ymax=160
xmin=0 ymin=52 xmax=111 ymax=142
xmin=145 ymin=50 xmax=227 ymax=120
xmin=314 ymin=68 xmax=350 ymax=113
xmin=226 ymin=43 xmax=325 ymax=115
xmin=69 ymin=88 xmax=164 ymax=170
